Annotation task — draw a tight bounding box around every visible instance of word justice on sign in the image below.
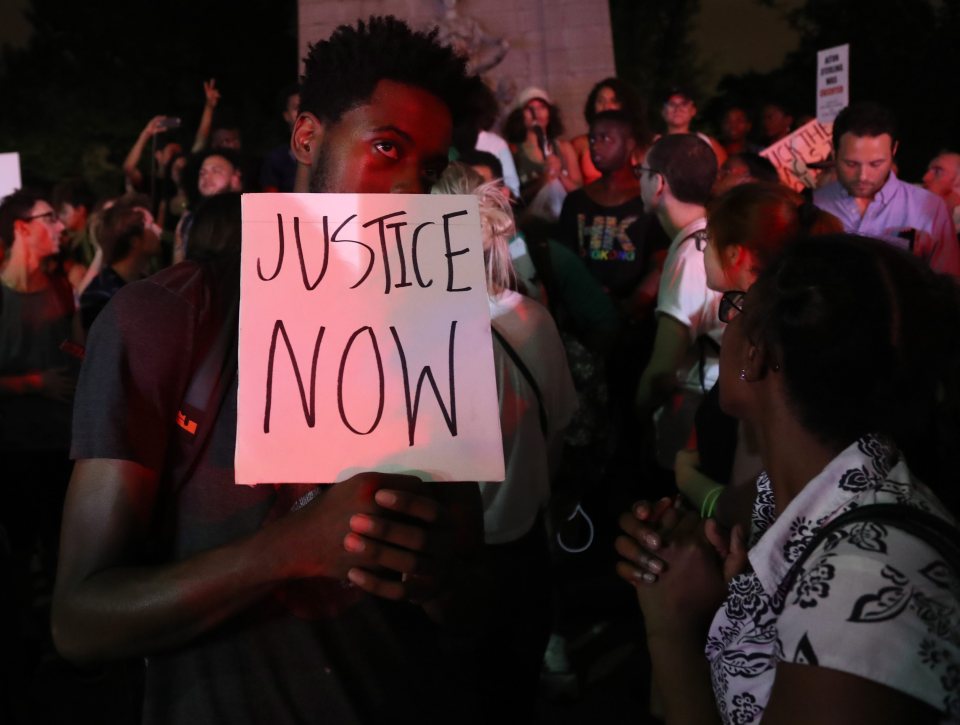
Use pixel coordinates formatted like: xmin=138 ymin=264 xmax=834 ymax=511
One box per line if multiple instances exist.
xmin=236 ymin=193 xmax=505 ymax=486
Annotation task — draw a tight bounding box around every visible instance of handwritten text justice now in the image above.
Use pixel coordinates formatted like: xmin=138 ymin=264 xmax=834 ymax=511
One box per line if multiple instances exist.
xmin=253 ymin=208 xmax=474 ymax=446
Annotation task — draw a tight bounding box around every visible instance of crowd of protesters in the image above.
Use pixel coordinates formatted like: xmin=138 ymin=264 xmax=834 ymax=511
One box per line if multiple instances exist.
xmin=1 ymin=15 xmax=959 ymax=725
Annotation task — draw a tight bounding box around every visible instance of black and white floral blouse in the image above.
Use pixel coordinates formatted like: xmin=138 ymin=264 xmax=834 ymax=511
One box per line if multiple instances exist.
xmin=706 ymin=434 xmax=960 ymax=724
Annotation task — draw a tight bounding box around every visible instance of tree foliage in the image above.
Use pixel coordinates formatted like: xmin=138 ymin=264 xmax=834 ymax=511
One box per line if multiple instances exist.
xmin=0 ymin=0 xmax=298 ymax=192
xmin=610 ymin=0 xmax=960 ymax=177
xmin=608 ymin=0 xmax=704 ymax=127
xmin=714 ymin=0 xmax=959 ymax=177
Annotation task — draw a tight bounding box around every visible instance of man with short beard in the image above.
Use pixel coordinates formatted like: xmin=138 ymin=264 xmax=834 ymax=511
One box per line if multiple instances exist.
xmin=814 ymin=102 xmax=959 ymax=277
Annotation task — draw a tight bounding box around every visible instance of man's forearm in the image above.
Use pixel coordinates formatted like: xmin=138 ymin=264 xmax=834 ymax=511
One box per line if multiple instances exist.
xmin=192 ymin=103 xmax=215 ymax=153
xmin=0 ymin=372 xmax=42 ymax=396
xmin=122 ymin=133 xmax=150 ymax=183
xmin=635 ymin=367 xmax=676 ymax=416
xmin=52 ymin=528 xmax=286 ymax=663
xmin=635 ymin=315 xmax=690 ymax=419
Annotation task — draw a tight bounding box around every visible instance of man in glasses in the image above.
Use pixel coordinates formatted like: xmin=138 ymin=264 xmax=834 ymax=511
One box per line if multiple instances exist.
xmin=634 ymin=134 xmax=722 ymax=479
xmin=0 ymin=190 xmax=80 ymax=688
xmin=660 ymin=87 xmax=727 ymax=167
xmin=0 ymin=190 xmax=77 ymax=406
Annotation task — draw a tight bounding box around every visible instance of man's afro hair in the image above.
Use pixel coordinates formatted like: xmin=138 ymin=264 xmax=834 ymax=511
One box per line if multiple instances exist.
xmin=300 ymin=16 xmax=473 ymax=127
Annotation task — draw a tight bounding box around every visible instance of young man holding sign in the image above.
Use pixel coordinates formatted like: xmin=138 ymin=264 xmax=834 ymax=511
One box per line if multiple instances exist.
xmin=54 ymin=18 xmax=486 ymax=724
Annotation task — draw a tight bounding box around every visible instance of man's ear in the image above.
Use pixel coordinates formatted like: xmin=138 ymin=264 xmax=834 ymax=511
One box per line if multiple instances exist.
xmin=891 ymin=139 xmax=900 ymax=158
xmin=291 ymin=112 xmax=324 ymax=166
xmin=652 ymin=171 xmax=666 ymax=201
xmin=12 ymin=218 xmax=30 ymax=242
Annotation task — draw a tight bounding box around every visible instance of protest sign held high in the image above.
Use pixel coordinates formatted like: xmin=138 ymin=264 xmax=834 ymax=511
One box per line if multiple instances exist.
xmin=237 ymin=192 xmax=505 ymax=485
xmin=817 ymin=43 xmax=850 ymax=124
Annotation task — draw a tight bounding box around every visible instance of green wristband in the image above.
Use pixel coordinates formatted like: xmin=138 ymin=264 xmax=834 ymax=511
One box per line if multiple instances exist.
xmin=700 ymin=485 xmax=723 ymax=519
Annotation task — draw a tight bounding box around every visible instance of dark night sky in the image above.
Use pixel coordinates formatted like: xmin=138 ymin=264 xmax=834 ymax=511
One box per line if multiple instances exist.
xmin=1 ymin=0 xmax=804 ymax=97
xmin=692 ymin=0 xmax=802 ymax=95
xmin=0 ymin=0 xmax=31 ymax=51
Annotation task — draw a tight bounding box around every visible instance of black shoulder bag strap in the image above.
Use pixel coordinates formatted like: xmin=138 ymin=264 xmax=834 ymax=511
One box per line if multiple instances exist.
xmin=781 ymin=503 xmax=960 ymax=597
xmin=171 ymin=268 xmax=241 ymax=494
xmin=491 ymin=326 xmax=548 ymax=438
xmin=698 ymin=334 xmax=721 ymax=394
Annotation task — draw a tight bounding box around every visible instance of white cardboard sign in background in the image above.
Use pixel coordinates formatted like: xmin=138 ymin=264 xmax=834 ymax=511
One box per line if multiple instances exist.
xmin=817 ymin=43 xmax=849 ymax=124
xmin=761 ymin=120 xmax=833 ymax=191
xmin=0 ymin=153 xmax=22 ymax=200
xmin=236 ymin=193 xmax=505 ymax=485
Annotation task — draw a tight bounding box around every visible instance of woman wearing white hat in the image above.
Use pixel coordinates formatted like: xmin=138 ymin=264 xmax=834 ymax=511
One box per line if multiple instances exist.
xmin=505 ymin=87 xmax=582 ymax=222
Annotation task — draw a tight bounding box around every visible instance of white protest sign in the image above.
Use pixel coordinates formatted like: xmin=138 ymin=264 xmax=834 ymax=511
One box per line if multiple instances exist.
xmin=760 ymin=120 xmax=833 ymax=191
xmin=236 ymin=193 xmax=505 ymax=485
xmin=0 ymin=153 xmax=22 ymax=199
xmin=817 ymin=43 xmax=849 ymax=124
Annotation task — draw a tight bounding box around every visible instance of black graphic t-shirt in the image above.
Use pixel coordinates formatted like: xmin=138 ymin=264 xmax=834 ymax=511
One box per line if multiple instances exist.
xmin=557 ymin=189 xmax=668 ymax=299
xmin=707 ymin=435 xmax=960 ymax=724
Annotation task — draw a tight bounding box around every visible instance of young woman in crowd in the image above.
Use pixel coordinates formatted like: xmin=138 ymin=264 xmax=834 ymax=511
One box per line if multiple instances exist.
xmin=618 ymin=234 xmax=960 ymax=723
xmin=675 ymin=182 xmax=841 ymax=522
xmin=571 ymin=77 xmax=647 ymax=185
xmin=504 ymin=87 xmax=582 ymax=222
xmin=433 ymin=163 xmax=577 ymax=722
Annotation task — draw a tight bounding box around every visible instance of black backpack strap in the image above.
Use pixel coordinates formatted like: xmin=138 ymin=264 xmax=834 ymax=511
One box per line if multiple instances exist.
xmin=697 ymin=334 xmax=721 ymax=394
xmin=171 ymin=262 xmax=241 ymax=493
xmin=491 ymin=326 xmax=548 ymax=438
xmin=781 ymin=503 xmax=960 ymax=598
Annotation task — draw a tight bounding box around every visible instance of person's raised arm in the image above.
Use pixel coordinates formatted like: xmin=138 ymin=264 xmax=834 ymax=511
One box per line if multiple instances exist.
xmin=123 ymin=116 xmax=166 ymax=189
xmin=191 ymin=78 xmax=220 ymax=153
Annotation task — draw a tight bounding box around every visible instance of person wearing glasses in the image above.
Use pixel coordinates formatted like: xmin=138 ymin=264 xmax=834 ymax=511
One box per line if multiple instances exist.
xmin=0 ymin=189 xmax=82 ymax=692
xmin=0 ymin=190 xmax=77 ymax=403
xmin=659 ymin=87 xmax=727 ymax=168
xmin=617 ymin=234 xmax=960 ymax=724
xmin=634 ymin=133 xmax=720 ymax=480
xmin=674 ymin=183 xmax=841 ymax=523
